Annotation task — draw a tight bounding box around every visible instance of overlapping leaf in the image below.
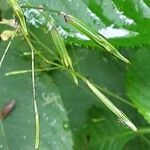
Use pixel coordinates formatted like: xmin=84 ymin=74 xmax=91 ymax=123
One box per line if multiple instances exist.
xmin=22 ymin=0 xmax=150 ymax=47
xmin=1 ymin=0 xmax=150 ymax=149
xmin=75 ymin=106 xmax=134 ymax=150
xmin=0 ymin=38 xmax=73 ymax=150
xmin=126 ymin=46 xmax=150 ymax=124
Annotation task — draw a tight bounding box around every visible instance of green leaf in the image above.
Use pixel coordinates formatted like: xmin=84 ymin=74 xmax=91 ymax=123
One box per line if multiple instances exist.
xmin=1 ymin=0 xmax=150 ymax=149
xmin=51 ymin=46 xmax=142 ymax=147
xmin=84 ymin=78 xmax=136 ymax=131
xmin=0 ymin=38 xmax=73 ymax=149
xmin=75 ymin=106 xmax=134 ymax=150
xmin=126 ymin=46 xmax=150 ymax=124
xmin=62 ymin=13 xmax=129 ymax=63
xmin=22 ymin=0 xmax=150 ymax=47
xmin=51 ymin=46 xmax=130 ymax=128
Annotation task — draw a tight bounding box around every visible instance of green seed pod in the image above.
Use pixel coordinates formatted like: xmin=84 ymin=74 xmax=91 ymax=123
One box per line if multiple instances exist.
xmin=51 ymin=26 xmax=71 ymax=67
xmin=62 ymin=12 xmax=129 ymax=63
xmin=7 ymin=0 xmax=28 ymax=35
xmin=84 ymin=79 xmax=137 ymax=131
xmin=50 ymin=24 xmax=78 ymax=85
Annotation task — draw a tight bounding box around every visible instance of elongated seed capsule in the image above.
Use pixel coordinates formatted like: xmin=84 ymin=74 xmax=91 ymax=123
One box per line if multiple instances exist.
xmin=51 ymin=26 xmax=71 ymax=67
xmin=61 ymin=12 xmax=129 ymax=63
xmin=50 ymin=25 xmax=78 ymax=85
xmin=0 ymin=100 xmax=16 ymax=120
xmin=7 ymin=0 xmax=28 ymax=35
xmin=84 ymin=79 xmax=137 ymax=131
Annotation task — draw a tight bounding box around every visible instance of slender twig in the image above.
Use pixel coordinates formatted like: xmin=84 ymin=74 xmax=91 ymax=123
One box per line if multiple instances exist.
xmin=7 ymin=0 xmax=40 ymax=148
xmin=0 ymin=28 xmax=18 ymax=68
xmin=5 ymin=67 xmax=59 ymax=76
xmin=94 ymin=84 xmax=136 ymax=108
xmin=25 ymin=37 xmax=39 ymax=149
xmin=28 ymin=30 xmax=61 ymax=62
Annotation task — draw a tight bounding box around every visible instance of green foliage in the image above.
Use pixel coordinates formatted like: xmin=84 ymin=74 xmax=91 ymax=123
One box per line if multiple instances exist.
xmin=0 ymin=0 xmax=150 ymax=149
xmin=127 ymin=46 xmax=150 ymax=124
xmin=25 ymin=0 xmax=150 ymax=47
xmin=0 ymin=38 xmax=73 ymax=149
xmin=74 ymin=106 xmax=133 ymax=150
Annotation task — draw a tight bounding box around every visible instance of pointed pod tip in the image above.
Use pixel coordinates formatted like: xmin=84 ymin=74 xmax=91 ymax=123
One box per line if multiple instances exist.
xmin=125 ymin=59 xmax=130 ymax=64
xmin=74 ymin=79 xmax=79 ymax=86
xmin=116 ymin=54 xmax=130 ymax=64
xmin=125 ymin=119 xmax=137 ymax=132
xmin=117 ymin=55 xmax=130 ymax=64
xmin=128 ymin=61 xmax=131 ymax=65
xmin=71 ymin=73 xmax=78 ymax=86
xmin=130 ymin=124 xmax=137 ymax=132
